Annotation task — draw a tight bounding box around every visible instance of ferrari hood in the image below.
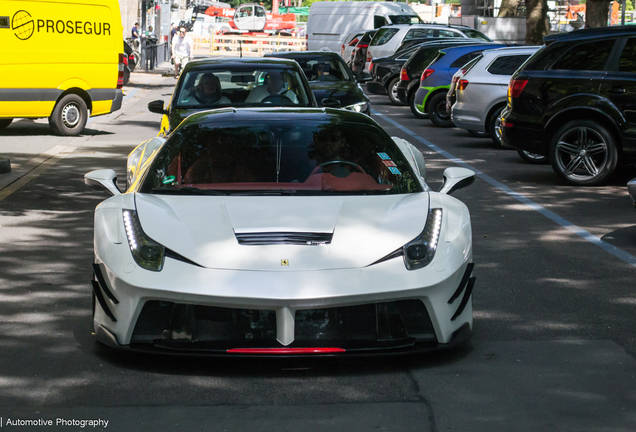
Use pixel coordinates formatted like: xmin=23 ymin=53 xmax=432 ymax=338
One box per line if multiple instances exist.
xmin=135 ymin=193 xmax=430 ymax=271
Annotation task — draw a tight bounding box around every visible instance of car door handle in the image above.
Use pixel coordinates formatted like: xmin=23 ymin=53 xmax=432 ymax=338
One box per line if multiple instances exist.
xmin=610 ymin=87 xmax=627 ymax=95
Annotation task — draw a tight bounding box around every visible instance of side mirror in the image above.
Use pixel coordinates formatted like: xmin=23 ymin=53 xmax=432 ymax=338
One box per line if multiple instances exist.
xmin=85 ymin=169 xmax=121 ymax=196
xmin=439 ymin=167 xmax=475 ymax=195
xmin=148 ymin=100 xmax=168 ymax=115
xmin=355 ymin=72 xmax=373 ymax=83
xmin=321 ymin=98 xmax=341 ymax=108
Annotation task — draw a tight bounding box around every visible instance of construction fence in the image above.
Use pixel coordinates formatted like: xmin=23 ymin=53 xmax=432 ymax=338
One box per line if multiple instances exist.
xmin=192 ymin=34 xmax=307 ymax=57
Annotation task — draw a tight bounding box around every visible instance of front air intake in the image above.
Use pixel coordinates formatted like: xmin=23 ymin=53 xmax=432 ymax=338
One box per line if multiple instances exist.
xmin=236 ymin=232 xmax=333 ymax=246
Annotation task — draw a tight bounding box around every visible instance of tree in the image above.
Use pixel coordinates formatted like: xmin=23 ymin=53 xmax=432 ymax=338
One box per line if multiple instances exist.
xmin=498 ymin=0 xmax=522 ymax=17
xmin=525 ymin=0 xmax=550 ymax=44
xmin=585 ymin=0 xmax=611 ymax=27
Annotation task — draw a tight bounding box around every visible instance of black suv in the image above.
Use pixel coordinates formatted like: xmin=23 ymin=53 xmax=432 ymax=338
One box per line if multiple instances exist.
xmin=501 ymin=26 xmax=636 ymax=185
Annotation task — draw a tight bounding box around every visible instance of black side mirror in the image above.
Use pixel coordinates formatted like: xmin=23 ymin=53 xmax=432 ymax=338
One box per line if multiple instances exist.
xmin=355 ymin=72 xmax=373 ymax=83
xmin=148 ymin=100 xmax=167 ymax=115
xmin=321 ymin=98 xmax=341 ymax=108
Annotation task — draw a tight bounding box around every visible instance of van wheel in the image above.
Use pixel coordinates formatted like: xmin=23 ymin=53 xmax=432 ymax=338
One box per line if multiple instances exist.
xmin=0 ymin=119 xmax=13 ymax=130
xmin=427 ymin=93 xmax=454 ymax=127
xmin=49 ymin=94 xmax=88 ymax=136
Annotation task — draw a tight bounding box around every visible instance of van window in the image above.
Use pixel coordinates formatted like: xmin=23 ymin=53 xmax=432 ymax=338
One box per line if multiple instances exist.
xmin=460 ymin=29 xmax=492 ymax=41
xmin=370 ymin=28 xmax=399 ymax=46
xmin=389 ymin=15 xmax=422 ymax=25
xmin=374 ymin=16 xmax=389 ymax=28
xmin=256 ymin=7 xmax=266 ymax=17
xmin=487 ymin=54 xmax=531 ymax=75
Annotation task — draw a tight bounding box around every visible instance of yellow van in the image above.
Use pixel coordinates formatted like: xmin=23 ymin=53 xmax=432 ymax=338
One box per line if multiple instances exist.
xmin=0 ymin=0 xmax=124 ymax=135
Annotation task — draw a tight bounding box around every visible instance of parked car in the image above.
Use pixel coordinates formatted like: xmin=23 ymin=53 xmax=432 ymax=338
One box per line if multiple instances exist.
xmin=85 ymin=107 xmax=476 ymax=355
xmin=264 ymin=51 xmax=371 ymax=115
xmin=446 ymin=58 xmax=484 ymax=134
xmin=365 ymin=24 xmax=492 ymax=72
xmin=450 ymin=46 xmax=541 ymax=146
xmin=501 ymin=25 xmax=636 ymax=185
xmin=396 ymin=39 xmax=490 ymax=118
xmin=123 ymin=40 xmax=137 ymax=72
xmin=307 ymin=1 xmax=421 ymax=52
xmin=411 ymin=43 xmax=504 ymax=126
xmin=365 ymin=44 xmax=424 ymax=105
xmin=146 ymin=57 xmax=317 ymax=136
xmin=341 ymin=29 xmax=366 ymax=65
xmin=351 ymin=30 xmax=378 ymax=76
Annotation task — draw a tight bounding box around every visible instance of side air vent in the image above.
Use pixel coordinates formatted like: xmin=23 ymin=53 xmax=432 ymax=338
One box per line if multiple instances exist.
xmin=236 ymin=232 xmax=333 ymax=246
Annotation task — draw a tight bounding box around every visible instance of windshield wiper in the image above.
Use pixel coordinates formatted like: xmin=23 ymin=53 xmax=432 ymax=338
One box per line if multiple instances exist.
xmin=151 ymin=187 xmax=227 ymax=196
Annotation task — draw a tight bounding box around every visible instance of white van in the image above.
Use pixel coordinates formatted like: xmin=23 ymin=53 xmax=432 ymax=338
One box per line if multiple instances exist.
xmin=307 ymin=1 xmax=422 ymax=53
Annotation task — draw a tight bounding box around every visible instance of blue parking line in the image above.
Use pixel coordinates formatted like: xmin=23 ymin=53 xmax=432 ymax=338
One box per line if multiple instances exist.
xmin=372 ymin=109 xmax=636 ymax=268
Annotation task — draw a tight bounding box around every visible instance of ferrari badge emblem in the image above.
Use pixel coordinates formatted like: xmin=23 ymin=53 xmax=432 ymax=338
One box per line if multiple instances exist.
xmin=281 ymin=259 xmax=289 ymax=266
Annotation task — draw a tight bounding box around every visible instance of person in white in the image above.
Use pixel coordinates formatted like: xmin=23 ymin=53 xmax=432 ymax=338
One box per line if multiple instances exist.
xmin=246 ymin=71 xmax=299 ymax=104
xmin=172 ymin=26 xmax=193 ymax=78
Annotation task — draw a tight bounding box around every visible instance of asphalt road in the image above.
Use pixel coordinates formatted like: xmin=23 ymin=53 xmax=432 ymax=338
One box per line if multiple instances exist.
xmin=0 ymin=72 xmax=635 ymax=432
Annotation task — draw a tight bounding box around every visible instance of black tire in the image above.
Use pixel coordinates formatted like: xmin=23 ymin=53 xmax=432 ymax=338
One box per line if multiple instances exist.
xmin=49 ymin=94 xmax=88 ymax=136
xmin=488 ymin=105 xmax=505 ymax=147
xmin=0 ymin=118 xmax=13 ymax=130
xmin=427 ymin=92 xmax=454 ymax=127
xmin=468 ymin=130 xmax=488 ymax=138
xmin=549 ymin=119 xmax=618 ymax=185
xmin=409 ymin=90 xmax=427 ymax=119
xmin=517 ymin=149 xmax=549 ymax=164
xmin=387 ymin=77 xmax=402 ymax=105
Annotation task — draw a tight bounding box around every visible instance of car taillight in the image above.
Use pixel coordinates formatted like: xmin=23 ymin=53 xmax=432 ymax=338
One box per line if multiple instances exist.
xmin=123 ymin=55 xmax=128 ymax=66
xmin=117 ymin=53 xmax=124 ymax=89
xmin=366 ymin=51 xmax=372 ymax=62
xmin=349 ymin=38 xmax=359 ymax=46
xmin=358 ymin=43 xmax=368 ymax=49
xmin=368 ymin=61 xmax=374 ymax=72
xmin=458 ymin=79 xmax=469 ymax=90
xmin=341 ymin=43 xmax=345 ymax=56
xmin=509 ymin=78 xmax=528 ymax=98
xmin=421 ymin=69 xmax=434 ymax=81
xmin=400 ymin=68 xmax=409 ymax=81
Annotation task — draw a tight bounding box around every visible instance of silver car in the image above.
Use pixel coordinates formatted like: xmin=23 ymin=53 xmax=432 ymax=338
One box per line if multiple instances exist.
xmin=450 ymin=46 xmax=540 ymax=147
xmin=366 ymin=24 xmax=491 ymax=71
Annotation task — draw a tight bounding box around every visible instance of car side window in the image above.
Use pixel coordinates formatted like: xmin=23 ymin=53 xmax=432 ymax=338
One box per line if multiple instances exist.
xmin=370 ymin=28 xmax=399 ymax=46
xmin=438 ymin=29 xmax=461 ymax=38
xmin=450 ymin=52 xmax=482 ymax=68
xmin=618 ymin=37 xmax=636 ymax=73
xmin=487 ymin=54 xmax=531 ymax=75
xmin=551 ymin=39 xmax=616 ymax=71
xmin=405 ymin=28 xmax=434 ymax=40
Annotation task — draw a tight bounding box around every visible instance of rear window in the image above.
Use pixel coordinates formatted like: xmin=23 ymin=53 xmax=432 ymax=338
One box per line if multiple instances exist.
xmin=389 ymin=15 xmax=423 ymax=25
xmin=370 ymin=28 xmax=400 ymax=46
xmin=408 ymin=47 xmax=443 ymax=71
xmin=551 ymin=39 xmax=616 ymax=71
xmin=450 ymin=51 xmax=484 ymax=68
xmin=405 ymin=28 xmax=436 ymax=40
xmin=486 ymin=54 xmax=532 ymax=75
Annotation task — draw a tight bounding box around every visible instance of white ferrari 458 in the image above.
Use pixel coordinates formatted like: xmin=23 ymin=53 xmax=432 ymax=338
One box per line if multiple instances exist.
xmin=85 ymin=108 xmax=476 ymax=356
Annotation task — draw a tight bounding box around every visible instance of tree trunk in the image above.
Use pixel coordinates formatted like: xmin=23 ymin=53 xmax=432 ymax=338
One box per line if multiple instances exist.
xmin=498 ymin=0 xmax=521 ymax=17
xmin=585 ymin=0 xmax=612 ymax=27
xmin=525 ymin=0 xmax=550 ymax=44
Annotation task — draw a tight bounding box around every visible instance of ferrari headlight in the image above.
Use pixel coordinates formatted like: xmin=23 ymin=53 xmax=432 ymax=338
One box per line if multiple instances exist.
xmin=345 ymin=101 xmax=369 ymax=113
xmin=122 ymin=209 xmax=165 ymax=272
xmin=403 ymin=208 xmax=442 ymax=270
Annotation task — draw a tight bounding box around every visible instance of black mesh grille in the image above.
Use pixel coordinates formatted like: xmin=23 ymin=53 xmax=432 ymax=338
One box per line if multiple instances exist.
xmin=131 ymin=301 xmax=277 ymax=345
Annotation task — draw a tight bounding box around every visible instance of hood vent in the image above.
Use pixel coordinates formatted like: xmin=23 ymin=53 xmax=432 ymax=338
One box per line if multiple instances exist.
xmin=236 ymin=232 xmax=333 ymax=246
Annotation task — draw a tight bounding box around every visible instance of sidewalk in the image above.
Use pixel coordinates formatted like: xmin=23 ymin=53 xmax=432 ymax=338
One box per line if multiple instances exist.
xmin=134 ymin=60 xmax=174 ymax=76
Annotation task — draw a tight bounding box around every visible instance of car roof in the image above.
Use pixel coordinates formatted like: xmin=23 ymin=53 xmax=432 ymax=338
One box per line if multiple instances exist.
xmin=264 ymin=51 xmax=341 ymax=60
xmin=184 ymin=57 xmax=302 ymax=70
xmin=379 ymin=23 xmax=473 ymax=30
xmin=481 ymin=45 xmax=542 ymax=56
xmin=439 ymin=43 xmax=503 ymax=56
xmin=179 ymin=107 xmax=380 ymax=129
xmin=544 ymin=24 xmax=636 ymax=45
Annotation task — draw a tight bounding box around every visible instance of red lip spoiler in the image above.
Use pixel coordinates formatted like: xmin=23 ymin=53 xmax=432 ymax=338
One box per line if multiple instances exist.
xmin=227 ymin=348 xmax=346 ymax=354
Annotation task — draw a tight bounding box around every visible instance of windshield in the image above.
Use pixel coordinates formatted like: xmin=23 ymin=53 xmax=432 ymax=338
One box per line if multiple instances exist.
xmin=461 ymin=29 xmax=492 ymax=42
xmin=290 ymin=56 xmax=353 ymax=82
xmin=174 ymin=66 xmax=312 ymax=109
xmin=140 ymin=120 xmax=423 ymax=196
xmin=389 ymin=15 xmax=423 ymax=24
xmin=370 ymin=28 xmax=399 ymax=46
